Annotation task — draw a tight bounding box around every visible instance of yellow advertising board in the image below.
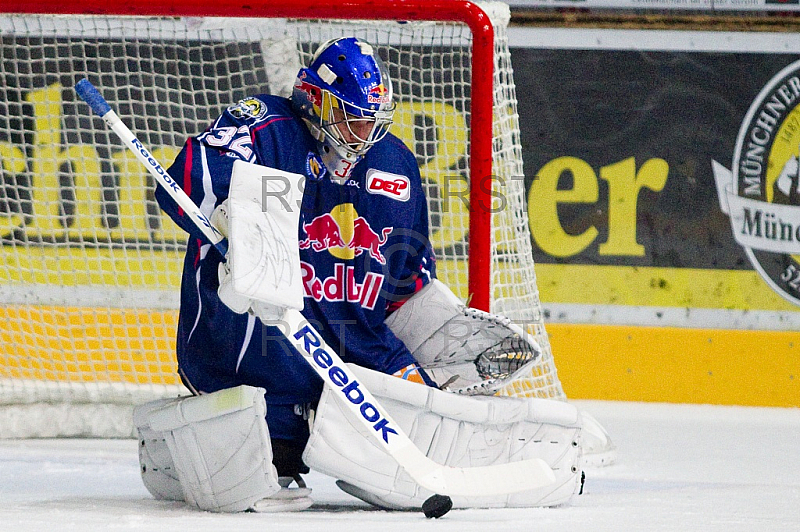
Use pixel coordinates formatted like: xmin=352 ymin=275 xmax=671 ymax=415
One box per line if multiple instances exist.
xmin=512 ymin=28 xmax=800 ymax=405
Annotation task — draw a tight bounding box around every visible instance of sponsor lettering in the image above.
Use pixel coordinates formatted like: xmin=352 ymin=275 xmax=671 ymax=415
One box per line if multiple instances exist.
xmin=742 ymin=207 xmax=800 ymax=244
xmin=0 ymin=83 xmax=184 ymax=247
xmin=528 ymin=156 xmax=669 ymax=258
xmin=132 ymin=133 xmax=220 ymax=238
xmin=713 ymin=60 xmax=800 ymax=305
xmin=292 ymin=323 xmax=398 ymax=443
xmin=738 ymin=76 xmax=800 ymax=197
xmin=366 ymin=170 xmax=410 ymax=201
xmin=367 ymin=84 xmax=391 ymax=105
xmin=301 ymin=261 xmax=383 ymax=310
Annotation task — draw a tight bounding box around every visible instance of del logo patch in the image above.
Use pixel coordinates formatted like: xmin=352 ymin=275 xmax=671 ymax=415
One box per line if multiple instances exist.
xmin=713 ymin=59 xmax=800 ymax=306
xmin=366 ymin=169 xmax=410 ymax=201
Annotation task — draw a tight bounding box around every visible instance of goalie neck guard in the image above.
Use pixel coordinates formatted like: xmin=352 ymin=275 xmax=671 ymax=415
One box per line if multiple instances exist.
xmin=291 ymin=37 xmax=395 ymax=182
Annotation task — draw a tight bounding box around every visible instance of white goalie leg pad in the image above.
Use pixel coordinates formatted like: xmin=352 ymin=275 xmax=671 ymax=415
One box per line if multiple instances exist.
xmin=133 ymin=397 xmax=184 ymax=501
xmin=145 ymin=385 xmax=312 ymax=513
xmin=303 ymin=365 xmax=583 ymax=509
xmin=385 ymin=279 xmax=542 ymax=395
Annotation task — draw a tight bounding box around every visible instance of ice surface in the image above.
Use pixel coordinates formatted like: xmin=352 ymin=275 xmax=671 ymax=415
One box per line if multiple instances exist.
xmin=2 ymin=400 xmax=798 ymax=531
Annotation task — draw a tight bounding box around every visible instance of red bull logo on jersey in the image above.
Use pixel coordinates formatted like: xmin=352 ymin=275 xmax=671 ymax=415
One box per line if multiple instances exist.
xmin=350 ymin=217 xmax=393 ymax=264
xmin=298 ymin=205 xmax=393 ymax=309
xmin=301 ymin=262 xmax=383 ymax=310
xmin=299 ymin=205 xmax=393 ymax=264
xmin=298 ymin=213 xmax=346 ymax=252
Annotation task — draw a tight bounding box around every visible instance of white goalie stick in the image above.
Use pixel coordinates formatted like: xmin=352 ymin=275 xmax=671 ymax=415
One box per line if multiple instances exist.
xmin=74 ymin=79 xmax=557 ymax=502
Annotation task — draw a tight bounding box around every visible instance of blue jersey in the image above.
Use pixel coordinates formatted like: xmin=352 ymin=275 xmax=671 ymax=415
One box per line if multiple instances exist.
xmin=157 ymin=95 xmax=435 ymax=440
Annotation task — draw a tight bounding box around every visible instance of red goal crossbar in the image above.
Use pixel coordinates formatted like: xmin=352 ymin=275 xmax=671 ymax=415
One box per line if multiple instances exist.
xmin=2 ymin=0 xmax=495 ymax=310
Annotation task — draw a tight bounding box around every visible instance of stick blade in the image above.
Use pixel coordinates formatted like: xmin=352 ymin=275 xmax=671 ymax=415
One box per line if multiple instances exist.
xmin=413 ymin=457 xmax=557 ymax=497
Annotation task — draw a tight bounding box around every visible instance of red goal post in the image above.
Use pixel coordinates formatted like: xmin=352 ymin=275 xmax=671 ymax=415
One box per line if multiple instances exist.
xmin=0 ymin=0 xmax=569 ymax=437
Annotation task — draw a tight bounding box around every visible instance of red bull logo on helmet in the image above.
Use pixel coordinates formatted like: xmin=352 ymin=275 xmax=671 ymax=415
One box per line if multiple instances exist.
xmin=367 ymin=83 xmax=391 ymax=105
xmin=295 ymin=71 xmax=323 ymax=110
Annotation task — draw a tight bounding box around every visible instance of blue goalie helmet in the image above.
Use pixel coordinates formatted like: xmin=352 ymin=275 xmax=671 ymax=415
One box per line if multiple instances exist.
xmin=292 ymin=37 xmax=395 ymax=182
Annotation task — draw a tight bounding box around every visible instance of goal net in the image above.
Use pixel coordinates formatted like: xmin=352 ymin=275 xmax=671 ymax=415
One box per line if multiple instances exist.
xmin=0 ymin=1 xmax=565 ymax=437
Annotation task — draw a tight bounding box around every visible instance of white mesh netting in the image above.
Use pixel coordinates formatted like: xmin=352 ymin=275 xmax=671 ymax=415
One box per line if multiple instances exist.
xmin=0 ymin=3 xmax=564 ymax=437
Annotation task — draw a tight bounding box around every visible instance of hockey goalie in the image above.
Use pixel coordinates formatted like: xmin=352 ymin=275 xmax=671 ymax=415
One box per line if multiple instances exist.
xmin=133 ymin=37 xmax=597 ymax=513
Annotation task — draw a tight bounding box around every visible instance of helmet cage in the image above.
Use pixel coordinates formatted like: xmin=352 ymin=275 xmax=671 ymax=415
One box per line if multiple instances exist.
xmin=316 ymin=90 xmax=394 ymax=157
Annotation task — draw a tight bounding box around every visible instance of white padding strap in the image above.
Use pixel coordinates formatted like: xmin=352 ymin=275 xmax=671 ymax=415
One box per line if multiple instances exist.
xmin=304 ymin=365 xmax=583 ymax=509
xmin=133 ymin=397 xmax=184 ymax=502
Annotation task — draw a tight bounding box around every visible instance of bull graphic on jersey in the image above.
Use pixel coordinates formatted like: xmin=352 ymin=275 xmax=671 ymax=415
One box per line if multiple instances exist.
xmin=349 ymin=217 xmax=393 ymax=264
xmin=298 ymin=213 xmax=346 ymax=252
xmin=299 ymin=207 xmax=393 ymax=264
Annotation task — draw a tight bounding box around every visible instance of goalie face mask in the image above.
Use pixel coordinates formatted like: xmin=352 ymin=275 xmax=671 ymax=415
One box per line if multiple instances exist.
xmin=292 ymin=37 xmax=395 ymax=182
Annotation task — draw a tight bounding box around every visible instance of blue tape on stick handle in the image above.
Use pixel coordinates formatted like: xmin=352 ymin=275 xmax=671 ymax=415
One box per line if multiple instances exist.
xmin=75 ymin=78 xmax=111 ymax=116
